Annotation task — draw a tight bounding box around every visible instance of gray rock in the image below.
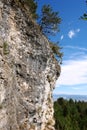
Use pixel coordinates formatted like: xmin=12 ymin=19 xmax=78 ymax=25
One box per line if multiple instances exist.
xmin=0 ymin=0 xmax=60 ymax=130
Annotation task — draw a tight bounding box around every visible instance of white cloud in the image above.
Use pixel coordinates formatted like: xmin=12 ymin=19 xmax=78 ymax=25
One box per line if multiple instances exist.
xmin=68 ymin=28 xmax=80 ymax=39
xmin=68 ymin=30 xmax=75 ymax=39
xmin=71 ymin=86 xmax=83 ymax=90
xmin=56 ymin=57 xmax=87 ymax=86
xmin=64 ymin=45 xmax=87 ymax=51
xmin=76 ymin=28 xmax=80 ymax=32
xmin=60 ymin=35 xmax=64 ymax=40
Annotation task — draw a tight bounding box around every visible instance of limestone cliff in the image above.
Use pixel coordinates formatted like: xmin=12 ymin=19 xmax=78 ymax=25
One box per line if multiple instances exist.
xmin=0 ymin=0 xmax=60 ymax=130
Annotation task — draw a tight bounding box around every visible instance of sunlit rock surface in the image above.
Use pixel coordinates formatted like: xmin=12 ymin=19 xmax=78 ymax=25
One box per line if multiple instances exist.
xmin=0 ymin=0 xmax=60 ymax=130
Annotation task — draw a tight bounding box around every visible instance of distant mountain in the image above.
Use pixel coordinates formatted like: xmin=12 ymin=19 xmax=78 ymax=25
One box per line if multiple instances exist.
xmin=53 ymin=94 xmax=87 ymax=102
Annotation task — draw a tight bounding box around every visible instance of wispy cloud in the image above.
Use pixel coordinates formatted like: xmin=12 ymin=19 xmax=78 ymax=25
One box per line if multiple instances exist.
xmin=68 ymin=30 xmax=75 ymax=39
xmin=56 ymin=56 xmax=87 ymax=86
xmin=71 ymin=87 xmax=83 ymax=90
xmin=68 ymin=28 xmax=80 ymax=39
xmin=60 ymin=35 xmax=64 ymax=40
xmin=64 ymin=45 xmax=87 ymax=51
xmin=76 ymin=28 xmax=80 ymax=32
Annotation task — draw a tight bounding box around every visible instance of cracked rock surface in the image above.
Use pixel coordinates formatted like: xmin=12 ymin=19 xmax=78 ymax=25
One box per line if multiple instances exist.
xmin=0 ymin=0 xmax=60 ymax=130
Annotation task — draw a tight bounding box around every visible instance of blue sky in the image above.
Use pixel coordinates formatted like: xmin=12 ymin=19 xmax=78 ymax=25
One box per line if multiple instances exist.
xmin=37 ymin=0 xmax=87 ymax=95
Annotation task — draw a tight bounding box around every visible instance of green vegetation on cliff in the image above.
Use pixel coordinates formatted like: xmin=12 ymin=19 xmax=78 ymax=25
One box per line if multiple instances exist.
xmin=19 ymin=0 xmax=63 ymax=63
xmin=24 ymin=0 xmax=38 ymax=18
xmin=54 ymin=98 xmax=87 ymax=130
xmin=38 ymin=4 xmax=61 ymax=36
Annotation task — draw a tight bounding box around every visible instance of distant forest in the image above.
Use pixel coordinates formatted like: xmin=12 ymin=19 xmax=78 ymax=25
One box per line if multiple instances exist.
xmin=54 ymin=98 xmax=87 ymax=130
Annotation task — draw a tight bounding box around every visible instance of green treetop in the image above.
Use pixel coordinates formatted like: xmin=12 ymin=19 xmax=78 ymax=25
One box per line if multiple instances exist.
xmin=81 ymin=0 xmax=87 ymax=20
xmin=39 ymin=4 xmax=61 ymax=36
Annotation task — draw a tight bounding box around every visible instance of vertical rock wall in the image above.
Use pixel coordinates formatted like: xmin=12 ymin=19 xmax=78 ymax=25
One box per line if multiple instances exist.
xmin=0 ymin=0 xmax=60 ymax=130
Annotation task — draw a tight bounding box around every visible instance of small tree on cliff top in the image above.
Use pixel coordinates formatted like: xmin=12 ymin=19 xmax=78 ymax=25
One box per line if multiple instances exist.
xmin=39 ymin=4 xmax=61 ymax=36
xmin=38 ymin=4 xmax=62 ymax=63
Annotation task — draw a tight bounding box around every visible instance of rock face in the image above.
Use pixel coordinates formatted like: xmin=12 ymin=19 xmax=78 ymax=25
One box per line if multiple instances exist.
xmin=0 ymin=0 xmax=60 ymax=130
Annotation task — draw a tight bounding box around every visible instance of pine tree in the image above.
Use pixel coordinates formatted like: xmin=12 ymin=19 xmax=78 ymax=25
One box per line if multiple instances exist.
xmin=39 ymin=5 xmax=61 ymax=36
xmin=81 ymin=0 xmax=87 ymax=20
